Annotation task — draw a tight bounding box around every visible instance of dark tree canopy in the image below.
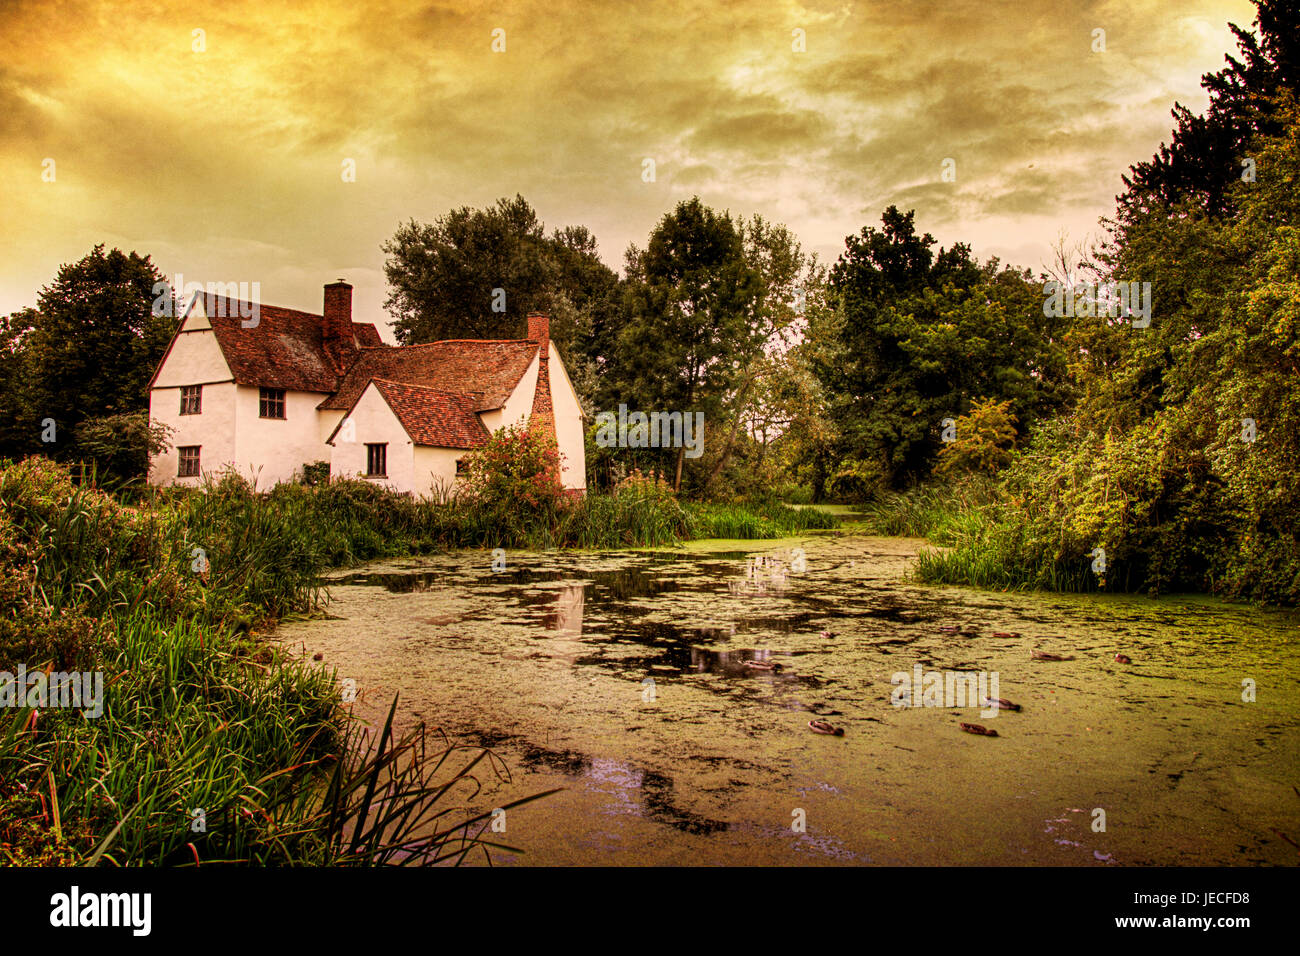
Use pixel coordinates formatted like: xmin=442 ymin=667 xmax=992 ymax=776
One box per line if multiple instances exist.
xmin=381 ymin=194 xmax=618 ymax=360
xmin=822 ymin=207 xmax=1070 ymax=489
xmin=1118 ymin=0 xmax=1299 ymax=220
xmin=616 ymin=198 xmax=764 ymax=488
xmin=0 ymin=245 xmax=176 ymax=467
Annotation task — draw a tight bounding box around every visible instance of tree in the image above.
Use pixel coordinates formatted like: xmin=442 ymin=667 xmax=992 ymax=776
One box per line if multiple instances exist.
xmin=381 ymin=196 xmax=620 ymax=407
xmin=0 ymin=308 xmax=38 ymax=456
xmin=617 ymin=198 xmax=764 ymax=491
xmin=74 ymin=412 xmax=174 ymax=482
xmin=548 ymin=224 xmax=623 ymax=411
xmin=823 ymin=207 xmax=1068 ymax=491
xmin=1089 ymin=2 xmax=1300 ymax=437
xmin=1 ymin=246 xmax=176 ymax=465
xmin=693 ymin=215 xmax=823 ymax=494
xmin=1093 ymin=94 xmax=1300 ymax=598
xmin=1118 ymin=0 xmax=1299 ymax=222
xmin=934 ymin=398 xmax=1018 ymax=477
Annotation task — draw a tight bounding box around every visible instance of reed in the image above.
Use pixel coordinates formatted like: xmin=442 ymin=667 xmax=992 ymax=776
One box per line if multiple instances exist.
xmin=0 ymin=459 xmax=562 ymax=865
xmin=856 ymin=474 xmax=1099 ymax=593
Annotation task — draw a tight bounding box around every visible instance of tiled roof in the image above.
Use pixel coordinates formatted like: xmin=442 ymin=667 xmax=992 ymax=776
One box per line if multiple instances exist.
xmin=177 ymin=292 xmax=543 ymax=451
xmin=198 ymin=293 xmax=382 ymax=392
xmin=353 ymin=323 xmax=383 ymax=347
xmin=367 ymin=379 xmax=491 ymax=449
xmin=319 ymin=340 xmax=539 ymax=412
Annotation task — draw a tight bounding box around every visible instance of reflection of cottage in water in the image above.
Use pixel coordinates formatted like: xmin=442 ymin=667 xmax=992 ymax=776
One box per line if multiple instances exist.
xmin=728 ymin=553 xmax=795 ymax=596
xmin=543 ymin=584 xmax=585 ymax=634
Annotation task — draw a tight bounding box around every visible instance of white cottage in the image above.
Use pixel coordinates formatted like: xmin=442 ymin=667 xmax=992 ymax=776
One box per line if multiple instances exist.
xmin=147 ymin=281 xmax=586 ymax=496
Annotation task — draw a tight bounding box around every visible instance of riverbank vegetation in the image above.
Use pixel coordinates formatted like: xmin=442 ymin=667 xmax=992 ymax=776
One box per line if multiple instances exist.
xmin=0 ymin=457 xmax=586 ymax=865
xmin=853 ymin=76 xmax=1300 ymax=604
xmin=0 ymin=451 xmax=832 ymax=865
xmin=810 ymin=4 xmax=1300 ymax=605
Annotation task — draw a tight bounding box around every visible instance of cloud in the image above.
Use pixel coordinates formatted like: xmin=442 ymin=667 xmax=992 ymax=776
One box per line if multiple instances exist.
xmin=0 ymin=0 xmax=1261 ymax=317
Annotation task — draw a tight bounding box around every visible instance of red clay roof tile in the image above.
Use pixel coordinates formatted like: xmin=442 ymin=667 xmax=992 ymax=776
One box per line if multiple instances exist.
xmin=319 ymin=340 xmax=539 ymax=412
xmin=187 ymin=292 xmax=541 ymax=451
xmin=199 ymin=293 xmax=382 ymax=392
xmin=364 ymin=379 xmax=492 ymax=449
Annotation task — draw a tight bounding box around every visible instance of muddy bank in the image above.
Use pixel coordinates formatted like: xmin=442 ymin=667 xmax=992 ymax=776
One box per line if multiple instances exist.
xmin=272 ymin=533 xmax=1300 ymax=865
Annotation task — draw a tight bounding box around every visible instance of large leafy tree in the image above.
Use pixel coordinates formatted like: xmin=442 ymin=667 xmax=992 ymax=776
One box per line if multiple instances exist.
xmin=1085 ymin=1 xmax=1300 ymax=435
xmin=966 ymin=2 xmax=1300 ymax=602
xmin=0 ymin=246 xmax=175 ymax=467
xmin=1042 ymin=93 xmax=1300 ymax=600
xmin=616 ymin=198 xmax=764 ymax=490
xmin=823 ymin=207 xmax=1069 ymax=491
xmin=0 ymin=308 xmax=38 ymax=455
xmin=383 ymin=195 xmax=553 ymax=342
xmin=381 ymin=195 xmax=620 ymax=406
xmin=1118 ymin=0 xmax=1299 ymax=222
xmin=693 ymin=215 xmax=821 ymax=494
xmin=548 ymin=223 xmax=623 ymax=410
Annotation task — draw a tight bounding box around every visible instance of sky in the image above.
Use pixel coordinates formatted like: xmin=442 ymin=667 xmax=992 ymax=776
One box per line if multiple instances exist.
xmin=0 ymin=0 xmax=1259 ymax=340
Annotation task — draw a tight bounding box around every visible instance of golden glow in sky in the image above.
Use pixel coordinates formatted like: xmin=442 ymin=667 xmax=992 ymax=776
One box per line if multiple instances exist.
xmin=0 ymin=0 xmax=1257 ymax=333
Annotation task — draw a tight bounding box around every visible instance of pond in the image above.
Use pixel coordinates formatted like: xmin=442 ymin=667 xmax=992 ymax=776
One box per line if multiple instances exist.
xmin=272 ymin=532 xmax=1300 ymax=865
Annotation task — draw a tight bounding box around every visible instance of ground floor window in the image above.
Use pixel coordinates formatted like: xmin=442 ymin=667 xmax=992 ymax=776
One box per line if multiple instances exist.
xmin=366 ymin=443 xmax=387 ymax=477
xmin=259 ymin=387 xmax=286 ymax=419
xmin=455 ymin=457 xmax=469 ymax=476
xmin=178 ymin=446 xmax=201 ymax=477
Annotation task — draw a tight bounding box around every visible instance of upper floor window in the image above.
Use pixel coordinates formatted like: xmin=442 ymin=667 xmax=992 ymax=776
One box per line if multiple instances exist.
xmin=366 ymin=443 xmax=387 ymax=478
xmin=259 ymin=387 xmax=286 ymax=419
xmin=455 ymin=458 xmax=469 ymax=477
xmin=180 ymin=385 xmax=202 ymax=415
xmin=178 ymin=446 xmax=201 ymax=477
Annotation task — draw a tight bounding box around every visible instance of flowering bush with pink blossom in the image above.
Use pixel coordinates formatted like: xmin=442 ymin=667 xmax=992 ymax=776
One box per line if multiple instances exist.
xmin=457 ymin=425 xmax=567 ymax=514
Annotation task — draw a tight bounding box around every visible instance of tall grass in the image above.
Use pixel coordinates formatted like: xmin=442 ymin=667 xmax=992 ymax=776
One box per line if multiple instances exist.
xmin=854 ymin=476 xmax=999 ymax=544
xmin=140 ymin=467 xmax=833 ymax=557
xmin=911 ymin=526 xmax=1096 ymax=592
xmin=0 ymin=459 xmax=560 ymax=865
xmin=685 ymin=501 xmax=837 ymax=539
xmin=858 ymin=474 xmax=1099 ymax=592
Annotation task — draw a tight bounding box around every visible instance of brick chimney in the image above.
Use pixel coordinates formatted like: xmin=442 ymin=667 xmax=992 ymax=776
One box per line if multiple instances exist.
xmin=527 ymin=312 xmax=549 ymax=345
xmin=323 ymin=279 xmax=355 ymax=369
xmin=526 ymin=311 xmax=557 ymax=442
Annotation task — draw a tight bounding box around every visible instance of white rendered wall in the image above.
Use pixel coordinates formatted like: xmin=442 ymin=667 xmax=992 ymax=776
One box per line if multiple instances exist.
xmin=318 ymin=409 xmax=345 ymax=448
xmin=484 ymin=346 xmax=586 ymax=491
xmin=412 ymin=446 xmax=465 ymax=500
xmin=148 ymin=381 xmax=238 ymax=486
xmin=233 ymin=386 xmax=333 ymax=491
xmin=548 ymin=344 xmax=587 ymax=491
xmin=148 ymin=308 xmax=241 ymax=485
xmin=327 ymin=383 xmax=415 ymax=492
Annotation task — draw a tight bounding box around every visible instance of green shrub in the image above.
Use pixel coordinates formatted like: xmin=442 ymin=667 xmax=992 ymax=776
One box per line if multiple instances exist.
xmin=934 ymin=398 xmax=1018 ymax=477
xmin=300 ymin=461 xmax=330 ymax=486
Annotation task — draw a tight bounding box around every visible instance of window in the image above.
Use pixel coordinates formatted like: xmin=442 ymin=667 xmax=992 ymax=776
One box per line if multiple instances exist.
xmin=259 ymin=387 xmax=286 ymax=419
xmin=366 ymin=443 xmax=387 ymax=477
xmin=178 ymin=446 xmax=201 ymax=477
xmin=455 ymin=458 xmax=469 ymax=476
xmin=180 ymin=385 xmax=202 ymax=415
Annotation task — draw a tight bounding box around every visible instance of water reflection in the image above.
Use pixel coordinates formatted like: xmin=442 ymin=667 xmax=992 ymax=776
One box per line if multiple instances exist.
xmin=291 ymin=539 xmax=1300 ymax=865
xmin=473 ymin=732 xmax=728 ymax=835
xmin=689 ymin=646 xmax=782 ymax=676
xmin=543 ymin=584 xmax=585 ymax=634
xmin=729 ymin=552 xmax=795 ymax=595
